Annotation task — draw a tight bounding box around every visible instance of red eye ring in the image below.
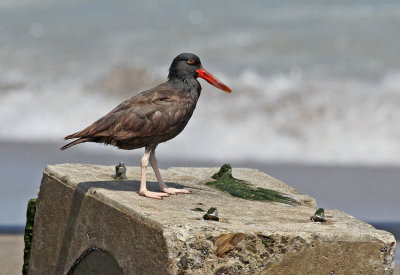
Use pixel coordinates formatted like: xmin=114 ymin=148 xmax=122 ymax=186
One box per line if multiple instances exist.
xmin=187 ymin=59 xmax=195 ymax=65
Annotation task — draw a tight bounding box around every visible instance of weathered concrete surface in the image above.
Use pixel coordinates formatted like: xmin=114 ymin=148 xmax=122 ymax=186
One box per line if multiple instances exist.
xmin=28 ymin=163 xmax=396 ymax=274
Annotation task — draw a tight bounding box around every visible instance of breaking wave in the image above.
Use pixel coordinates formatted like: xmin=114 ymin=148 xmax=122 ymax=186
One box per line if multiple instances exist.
xmin=2 ymin=0 xmax=400 ymax=165
xmin=1 ymin=67 xmax=400 ymax=165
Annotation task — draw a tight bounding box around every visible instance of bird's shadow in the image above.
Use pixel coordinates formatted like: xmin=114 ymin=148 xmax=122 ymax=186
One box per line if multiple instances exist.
xmin=56 ymin=179 xmax=186 ymax=273
xmin=76 ymin=180 xmax=186 ymax=194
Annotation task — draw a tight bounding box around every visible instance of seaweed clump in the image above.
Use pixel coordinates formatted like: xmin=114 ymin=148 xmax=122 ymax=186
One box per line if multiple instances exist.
xmin=23 ymin=198 xmax=37 ymax=275
xmin=206 ymin=164 xmax=297 ymax=205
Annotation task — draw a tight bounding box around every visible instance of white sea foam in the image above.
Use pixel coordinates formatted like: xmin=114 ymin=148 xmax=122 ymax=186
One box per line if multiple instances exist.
xmin=1 ymin=0 xmax=400 ymax=165
xmin=0 ymin=77 xmax=120 ymax=141
xmin=2 ymin=68 xmax=400 ymax=165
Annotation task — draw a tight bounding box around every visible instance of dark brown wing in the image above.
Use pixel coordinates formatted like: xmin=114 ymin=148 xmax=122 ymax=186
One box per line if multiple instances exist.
xmin=62 ymin=81 xmax=196 ymax=150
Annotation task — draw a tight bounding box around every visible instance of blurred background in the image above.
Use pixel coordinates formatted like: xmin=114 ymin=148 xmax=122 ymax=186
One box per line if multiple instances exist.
xmin=0 ymin=0 xmax=399 ymax=265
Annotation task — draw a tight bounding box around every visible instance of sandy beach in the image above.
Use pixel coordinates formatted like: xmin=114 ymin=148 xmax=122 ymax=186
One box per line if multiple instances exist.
xmin=0 ymin=234 xmax=24 ymax=275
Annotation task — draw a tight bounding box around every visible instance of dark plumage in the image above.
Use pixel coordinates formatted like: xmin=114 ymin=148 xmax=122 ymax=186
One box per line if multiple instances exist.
xmin=61 ymin=80 xmax=200 ymax=150
xmin=62 ymin=53 xmax=231 ymax=199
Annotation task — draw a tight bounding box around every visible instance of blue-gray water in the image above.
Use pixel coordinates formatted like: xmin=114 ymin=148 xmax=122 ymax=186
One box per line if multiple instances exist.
xmin=1 ymin=0 xmax=400 ymax=164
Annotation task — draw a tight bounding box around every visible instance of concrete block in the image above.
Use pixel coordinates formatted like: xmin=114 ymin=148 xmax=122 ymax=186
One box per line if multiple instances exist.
xmin=28 ymin=164 xmax=396 ymax=274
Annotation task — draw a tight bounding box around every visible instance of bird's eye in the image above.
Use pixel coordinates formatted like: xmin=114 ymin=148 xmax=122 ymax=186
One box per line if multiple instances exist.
xmin=187 ymin=59 xmax=195 ymax=65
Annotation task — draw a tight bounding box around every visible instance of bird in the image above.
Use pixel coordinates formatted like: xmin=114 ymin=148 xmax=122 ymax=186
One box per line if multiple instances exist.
xmin=61 ymin=53 xmax=231 ymax=199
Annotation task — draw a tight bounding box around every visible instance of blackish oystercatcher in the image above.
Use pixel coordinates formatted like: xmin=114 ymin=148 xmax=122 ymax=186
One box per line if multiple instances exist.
xmin=61 ymin=53 xmax=231 ymax=199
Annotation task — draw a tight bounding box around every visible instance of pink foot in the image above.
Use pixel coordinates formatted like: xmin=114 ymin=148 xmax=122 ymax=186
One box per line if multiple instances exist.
xmin=162 ymin=188 xmax=191 ymax=195
xmin=139 ymin=190 xmax=169 ymax=199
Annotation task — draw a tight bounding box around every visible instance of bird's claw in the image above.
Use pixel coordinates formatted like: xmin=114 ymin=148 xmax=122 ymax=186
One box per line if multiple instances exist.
xmin=139 ymin=190 xmax=169 ymax=200
xmin=162 ymin=188 xmax=191 ymax=195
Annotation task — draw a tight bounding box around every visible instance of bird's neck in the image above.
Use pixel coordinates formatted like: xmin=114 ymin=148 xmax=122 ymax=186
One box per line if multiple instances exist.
xmin=169 ymin=76 xmax=201 ymax=97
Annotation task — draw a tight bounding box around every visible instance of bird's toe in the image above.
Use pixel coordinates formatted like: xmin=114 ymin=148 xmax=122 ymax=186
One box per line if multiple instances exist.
xmin=139 ymin=190 xmax=169 ymax=199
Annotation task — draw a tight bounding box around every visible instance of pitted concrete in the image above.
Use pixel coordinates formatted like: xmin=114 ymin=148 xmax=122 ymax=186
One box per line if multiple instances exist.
xmin=28 ymin=164 xmax=396 ymax=274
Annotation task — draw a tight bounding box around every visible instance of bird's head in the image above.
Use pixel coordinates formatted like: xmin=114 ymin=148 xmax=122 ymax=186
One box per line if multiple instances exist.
xmin=168 ymin=53 xmax=231 ymax=93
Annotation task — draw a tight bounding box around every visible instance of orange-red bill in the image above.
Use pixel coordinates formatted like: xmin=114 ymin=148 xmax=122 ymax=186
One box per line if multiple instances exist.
xmin=196 ymin=67 xmax=232 ymax=93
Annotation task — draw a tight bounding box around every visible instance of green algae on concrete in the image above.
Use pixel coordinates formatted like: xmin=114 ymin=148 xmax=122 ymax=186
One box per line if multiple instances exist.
xmin=206 ymin=164 xmax=297 ymax=205
xmin=23 ymin=198 xmax=37 ymax=275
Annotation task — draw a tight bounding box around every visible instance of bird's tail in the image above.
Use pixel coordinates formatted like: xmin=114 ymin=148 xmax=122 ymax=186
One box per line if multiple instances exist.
xmin=60 ymin=137 xmax=89 ymax=150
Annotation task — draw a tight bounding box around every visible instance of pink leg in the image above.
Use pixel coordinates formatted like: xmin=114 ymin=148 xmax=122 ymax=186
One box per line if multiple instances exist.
xmin=149 ymin=149 xmax=190 ymax=195
xmin=138 ymin=147 xmax=169 ymax=199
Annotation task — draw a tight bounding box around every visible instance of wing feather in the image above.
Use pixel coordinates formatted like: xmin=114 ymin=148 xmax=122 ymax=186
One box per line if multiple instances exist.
xmin=65 ymin=82 xmax=191 ymax=142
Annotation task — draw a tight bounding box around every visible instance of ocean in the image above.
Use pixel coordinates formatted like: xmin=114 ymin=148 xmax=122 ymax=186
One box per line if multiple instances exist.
xmin=1 ymin=0 xmax=400 ymax=164
xmin=0 ymin=0 xmax=399 ymax=261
